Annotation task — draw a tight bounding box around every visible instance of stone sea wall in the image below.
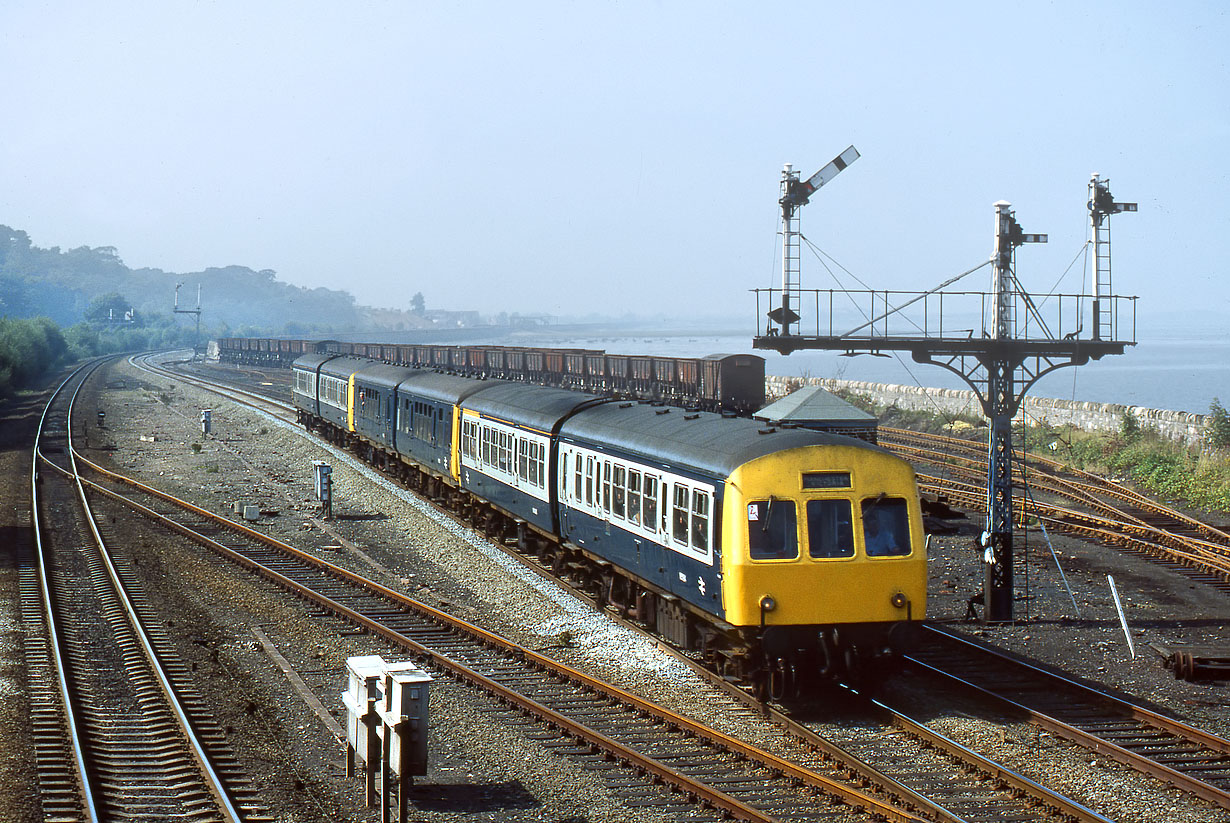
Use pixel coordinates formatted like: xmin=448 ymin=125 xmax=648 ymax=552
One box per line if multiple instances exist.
xmin=765 ymin=376 xmax=1212 ymax=445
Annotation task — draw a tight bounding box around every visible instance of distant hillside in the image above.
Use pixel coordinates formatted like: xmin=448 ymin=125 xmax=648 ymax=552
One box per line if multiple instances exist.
xmin=0 ymin=225 xmax=362 ymax=332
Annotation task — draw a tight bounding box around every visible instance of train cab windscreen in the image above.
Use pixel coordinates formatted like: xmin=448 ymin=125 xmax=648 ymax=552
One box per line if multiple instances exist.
xmin=861 ymin=497 xmax=911 ymax=557
xmin=806 ymin=499 xmax=855 ymax=558
xmin=747 ymin=499 xmax=798 ymax=560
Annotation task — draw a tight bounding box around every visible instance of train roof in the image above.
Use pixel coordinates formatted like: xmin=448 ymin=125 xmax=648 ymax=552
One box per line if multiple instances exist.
xmin=292 ymin=353 xmax=336 ymax=370
xmin=560 ymin=402 xmax=882 ymax=478
xmin=701 ymin=352 xmax=762 ymax=364
xmin=316 ymin=356 xmax=376 ymax=379
xmin=400 ymin=372 xmax=507 ymax=405
xmin=352 ymin=363 xmax=421 ymax=390
xmin=462 ymin=383 xmax=605 ymax=435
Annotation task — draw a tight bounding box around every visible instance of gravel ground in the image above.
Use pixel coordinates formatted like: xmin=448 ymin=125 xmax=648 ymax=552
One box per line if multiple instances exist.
xmin=3 ymin=354 xmax=1225 ymax=822
xmin=0 ymin=380 xmax=53 ymax=823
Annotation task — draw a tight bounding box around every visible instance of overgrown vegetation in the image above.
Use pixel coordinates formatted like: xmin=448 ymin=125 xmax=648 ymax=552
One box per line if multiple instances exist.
xmin=832 ymin=388 xmax=1230 ymax=513
xmin=0 ymin=310 xmax=204 ymax=399
xmin=1 ymin=225 xmax=359 ymax=330
xmin=0 ymin=316 xmax=71 ymax=398
xmin=1027 ymin=421 xmax=1230 ymax=513
xmin=1209 ymin=398 xmax=1230 ymax=450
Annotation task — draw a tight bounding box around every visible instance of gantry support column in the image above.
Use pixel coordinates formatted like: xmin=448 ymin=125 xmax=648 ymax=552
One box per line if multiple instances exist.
xmin=982 ymin=358 xmax=1018 ymax=621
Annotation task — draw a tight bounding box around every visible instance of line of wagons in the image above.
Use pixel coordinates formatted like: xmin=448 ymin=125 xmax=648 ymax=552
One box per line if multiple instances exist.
xmin=292 ymin=352 xmax=927 ymax=694
xmin=216 ymin=337 xmax=765 ymax=414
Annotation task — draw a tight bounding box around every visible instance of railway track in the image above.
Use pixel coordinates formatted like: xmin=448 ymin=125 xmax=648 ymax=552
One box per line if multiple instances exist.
xmin=28 ymin=360 xmax=265 ymax=822
xmin=908 ymin=624 xmax=1230 ymax=812
xmin=73 ymin=425 xmax=928 ymax=822
xmin=131 ymin=352 xmax=1147 ymax=822
xmin=879 ymin=426 xmax=1230 ymax=593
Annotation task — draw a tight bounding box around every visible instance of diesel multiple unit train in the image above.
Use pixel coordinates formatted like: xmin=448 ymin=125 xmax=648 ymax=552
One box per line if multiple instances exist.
xmin=293 ymin=352 xmax=927 ymax=694
xmin=218 ymin=336 xmax=766 ymax=414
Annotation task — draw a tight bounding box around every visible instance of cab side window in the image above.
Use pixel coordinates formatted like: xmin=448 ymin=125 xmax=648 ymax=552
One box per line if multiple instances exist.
xmin=747 ymin=499 xmax=798 ymax=560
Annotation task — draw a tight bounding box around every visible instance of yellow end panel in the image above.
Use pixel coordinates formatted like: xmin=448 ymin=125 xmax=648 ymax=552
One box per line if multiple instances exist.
xmin=720 ymin=444 xmax=927 ymax=627
xmin=347 ymin=374 xmax=356 ymax=432
xmin=452 ymin=407 xmax=469 ymax=481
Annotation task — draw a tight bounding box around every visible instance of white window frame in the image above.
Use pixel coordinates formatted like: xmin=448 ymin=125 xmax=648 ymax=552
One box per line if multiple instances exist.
xmin=459 ymin=411 xmax=550 ymax=503
xmin=557 ymin=443 xmax=714 ymax=566
xmin=292 ymin=368 xmax=317 ymax=399
xmin=319 ymin=374 xmax=348 ymax=411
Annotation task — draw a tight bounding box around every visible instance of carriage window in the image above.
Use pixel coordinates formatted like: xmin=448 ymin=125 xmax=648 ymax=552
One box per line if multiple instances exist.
xmin=603 ymin=462 xmax=611 ymax=513
xmin=691 ymin=490 xmax=710 ymax=553
xmin=585 ymin=456 xmax=594 ymax=506
xmin=643 ymin=475 xmax=659 ymax=532
xmin=627 ymin=470 xmax=641 ymax=526
xmin=574 ymin=454 xmax=583 ymax=501
xmin=747 ymin=499 xmax=798 ymax=560
xmin=462 ymin=419 xmax=477 ymax=459
xmin=807 ymin=499 xmax=854 ymax=558
xmin=530 ymin=441 xmax=544 ymax=488
xmin=672 ymin=485 xmax=689 ymax=545
xmin=518 ymin=439 xmax=529 ymax=481
xmin=612 ymin=466 xmax=626 ymax=519
xmin=861 ymin=497 xmax=911 ymax=557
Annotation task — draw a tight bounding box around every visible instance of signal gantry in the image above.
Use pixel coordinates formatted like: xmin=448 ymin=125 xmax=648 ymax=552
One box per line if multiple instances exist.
xmin=753 ymin=154 xmax=1137 ymax=621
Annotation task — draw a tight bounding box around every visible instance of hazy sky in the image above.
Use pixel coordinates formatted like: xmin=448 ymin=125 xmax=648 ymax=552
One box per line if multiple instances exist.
xmin=3 ymin=2 xmax=1227 ymax=325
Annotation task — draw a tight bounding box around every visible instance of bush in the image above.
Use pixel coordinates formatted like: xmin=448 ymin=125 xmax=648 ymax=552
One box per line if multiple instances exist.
xmin=1119 ymin=409 xmax=1141 ymax=443
xmin=894 ymin=401 xmax=1230 ymax=514
xmin=1209 ymin=398 xmax=1230 ymax=450
xmin=0 ymin=316 xmax=71 ymax=398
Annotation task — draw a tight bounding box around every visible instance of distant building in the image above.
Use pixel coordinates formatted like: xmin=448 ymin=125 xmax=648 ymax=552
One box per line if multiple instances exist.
xmin=508 ymin=314 xmax=551 ymax=328
xmin=754 ymin=385 xmax=878 ymax=443
xmin=423 ymin=309 xmax=482 ymax=327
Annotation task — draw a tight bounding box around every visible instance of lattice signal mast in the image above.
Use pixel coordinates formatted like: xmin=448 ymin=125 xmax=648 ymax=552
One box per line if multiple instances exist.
xmin=768 ymin=146 xmax=860 ymax=336
xmin=1089 ymin=174 xmax=1137 ymax=341
xmin=752 ymin=160 xmax=1138 ymax=622
xmin=174 ymin=283 xmax=203 ymax=355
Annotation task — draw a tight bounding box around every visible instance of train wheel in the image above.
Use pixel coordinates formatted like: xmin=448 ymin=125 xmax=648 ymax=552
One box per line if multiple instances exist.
xmin=769 ymin=661 xmax=786 ymax=701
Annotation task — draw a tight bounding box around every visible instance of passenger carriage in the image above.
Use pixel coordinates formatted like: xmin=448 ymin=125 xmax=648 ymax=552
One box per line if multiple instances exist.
xmin=290 ymin=352 xmax=924 ymax=691
xmin=458 ymin=384 xmax=604 ymax=535
xmin=556 ymin=400 xmax=925 ymax=680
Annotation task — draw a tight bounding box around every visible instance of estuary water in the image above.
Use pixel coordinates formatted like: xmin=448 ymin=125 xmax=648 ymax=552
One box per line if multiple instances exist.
xmin=355 ymin=324 xmax=1229 ymax=416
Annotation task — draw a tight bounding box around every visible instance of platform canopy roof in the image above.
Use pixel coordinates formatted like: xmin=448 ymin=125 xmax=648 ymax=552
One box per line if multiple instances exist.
xmin=754 ymin=385 xmax=876 ymax=426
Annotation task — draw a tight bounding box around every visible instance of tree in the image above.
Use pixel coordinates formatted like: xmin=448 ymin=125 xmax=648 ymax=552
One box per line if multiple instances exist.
xmin=84 ymin=292 xmax=133 ymax=324
xmin=1208 ymin=398 xmax=1230 ymax=450
xmin=410 ymin=292 xmax=425 ymax=314
xmin=1119 ymin=409 xmax=1141 ymax=443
